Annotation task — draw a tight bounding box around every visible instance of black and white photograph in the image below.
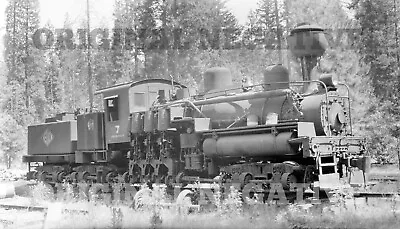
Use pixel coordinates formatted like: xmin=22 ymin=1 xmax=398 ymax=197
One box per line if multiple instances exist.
xmin=0 ymin=0 xmax=399 ymax=228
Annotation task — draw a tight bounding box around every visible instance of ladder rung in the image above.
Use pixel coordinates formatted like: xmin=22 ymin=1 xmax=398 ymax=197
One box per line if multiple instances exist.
xmin=320 ymin=163 xmax=336 ymax=167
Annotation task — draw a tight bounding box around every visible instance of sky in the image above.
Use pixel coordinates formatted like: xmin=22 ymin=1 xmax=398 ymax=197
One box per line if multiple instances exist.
xmin=0 ymin=0 xmax=352 ymax=63
xmin=0 ymin=0 xmax=259 ymax=29
xmin=0 ymin=0 xmax=259 ymax=63
xmin=38 ymin=0 xmax=258 ymax=27
xmin=0 ymin=0 xmax=258 ymax=59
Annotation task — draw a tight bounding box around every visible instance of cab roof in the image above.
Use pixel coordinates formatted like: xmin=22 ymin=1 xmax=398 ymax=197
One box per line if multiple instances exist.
xmin=95 ymin=78 xmax=187 ymax=95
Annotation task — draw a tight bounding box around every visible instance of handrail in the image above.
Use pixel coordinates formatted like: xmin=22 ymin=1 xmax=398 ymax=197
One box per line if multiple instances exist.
xmin=151 ymin=100 xmax=207 ymax=118
xmin=298 ymin=80 xmax=331 ymax=136
xmin=335 ymin=83 xmax=353 ymax=135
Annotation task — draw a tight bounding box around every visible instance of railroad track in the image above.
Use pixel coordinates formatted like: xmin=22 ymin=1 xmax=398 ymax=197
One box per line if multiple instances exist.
xmin=368 ymin=173 xmax=400 ymax=182
xmin=353 ymin=191 xmax=400 ymax=198
xmin=0 ymin=203 xmax=47 ymax=212
xmin=0 ymin=203 xmax=89 ymax=214
xmin=0 ymin=204 xmax=46 ymax=229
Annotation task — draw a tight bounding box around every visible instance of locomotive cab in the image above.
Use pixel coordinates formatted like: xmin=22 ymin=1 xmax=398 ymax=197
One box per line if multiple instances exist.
xmin=94 ymin=79 xmax=188 ymax=183
xmin=94 ymin=79 xmax=188 ymax=146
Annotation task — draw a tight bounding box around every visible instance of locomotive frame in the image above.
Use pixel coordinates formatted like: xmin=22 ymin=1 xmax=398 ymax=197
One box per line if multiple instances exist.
xmin=23 ymin=74 xmax=369 ymax=191
xmin=23 ymin=24 xmax=371 ymax=196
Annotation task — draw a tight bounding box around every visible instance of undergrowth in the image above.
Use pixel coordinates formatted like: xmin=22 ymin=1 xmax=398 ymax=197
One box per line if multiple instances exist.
xmin=27 ymin=183 xmax=400 ymax=229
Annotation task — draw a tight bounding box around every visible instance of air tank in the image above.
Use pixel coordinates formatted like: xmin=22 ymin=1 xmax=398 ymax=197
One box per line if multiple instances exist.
xmin=203 ymin=132 xmax=296 ymax=158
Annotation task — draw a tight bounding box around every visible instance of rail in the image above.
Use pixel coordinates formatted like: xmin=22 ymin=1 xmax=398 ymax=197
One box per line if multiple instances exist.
xmin=0 ymin=202 xmax=90 ymax=215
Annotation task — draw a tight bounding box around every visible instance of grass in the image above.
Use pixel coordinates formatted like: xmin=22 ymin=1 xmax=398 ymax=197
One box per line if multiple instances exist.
xmin=24 ymin=182 xmax=400 ymax=229
xmin=4 ymin=164 xmax=400 ymax=228
xmin=49 ymin=199 xmax=400 ymax=229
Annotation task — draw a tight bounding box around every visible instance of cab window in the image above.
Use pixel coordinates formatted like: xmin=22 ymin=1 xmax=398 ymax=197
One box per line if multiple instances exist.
xmin=106 ymin=97 xmax=119 ymax=121
xmin=134 ymin=92 xmax=146 ymax=107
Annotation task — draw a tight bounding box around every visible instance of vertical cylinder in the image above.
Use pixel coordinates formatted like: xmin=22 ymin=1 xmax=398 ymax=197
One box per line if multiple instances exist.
xmin=185 ymin=155 xmax=191 ymax=169
xmin=144 ymin=111 xmax=158 ymax=132
xmin=131 ymin=113 xmax=144 ymax=134
xmin=158 ymin=109 xmax=171 ymax=131
xmin=207 ymin=160 xmax=219 ymax=176
xmin=190 ymin=155 xmax=203 ymax=170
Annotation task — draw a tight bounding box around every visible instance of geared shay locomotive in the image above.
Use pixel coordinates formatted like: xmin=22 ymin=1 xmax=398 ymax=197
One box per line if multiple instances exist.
xmin=23 ymin=25 xmax=370 ymax=193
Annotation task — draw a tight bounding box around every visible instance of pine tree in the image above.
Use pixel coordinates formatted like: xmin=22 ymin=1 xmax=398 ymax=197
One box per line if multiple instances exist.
xmin=288 ymin=0 xmax=349 ymax=28
xmin=255 ymin=0 xmax=280 ymax=50
xmin=0 ymin=113 xmax=25 ymax=169
xmin=112 ymin=0 xmax=241 ymax=86
xmin=112 ymin=0 xmax=142 ymax=82
xmin=351 ymin=0 xmax=400 ymax=163
xmin=42 ymin=21 xmax=62 ymax=115
xmin=54 ymin=15 xmax=89 ymax=112
xmin=352 ymin=0 xmax=400 ymax=97
xmin=4 ymin=0 xmax=44 ymax=125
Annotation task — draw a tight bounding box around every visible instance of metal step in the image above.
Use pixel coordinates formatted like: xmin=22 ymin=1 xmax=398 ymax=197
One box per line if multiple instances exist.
xmin=319 ymin=163 xmax=336 ymax=167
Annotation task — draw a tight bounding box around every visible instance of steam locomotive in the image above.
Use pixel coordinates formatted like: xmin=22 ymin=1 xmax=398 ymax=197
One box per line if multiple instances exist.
xmin=23 ymin=24 xmax=370 ymax=193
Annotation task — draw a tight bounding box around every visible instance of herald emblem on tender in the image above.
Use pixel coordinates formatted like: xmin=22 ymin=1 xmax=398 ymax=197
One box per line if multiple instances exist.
xmin=42 ymin=129 xmax=54 ymax=146
xmin=87 ymin=119 xmax=95 ymax=131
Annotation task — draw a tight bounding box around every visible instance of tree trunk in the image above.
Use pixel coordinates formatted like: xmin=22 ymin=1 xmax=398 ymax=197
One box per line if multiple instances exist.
xmin=397 ymin=138 xmax=400 ymax=170
xmin=162 ymin=0 xmax=169 ymax=78
xmin=24 ymin=2 xmax=30 ymax=110
xmin=6 ymin=155 xmax=11 ymax=169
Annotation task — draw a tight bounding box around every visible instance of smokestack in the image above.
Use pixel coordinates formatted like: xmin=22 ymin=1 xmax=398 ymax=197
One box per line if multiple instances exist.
xmin=287 ymin=23 xmax=329 ymax=90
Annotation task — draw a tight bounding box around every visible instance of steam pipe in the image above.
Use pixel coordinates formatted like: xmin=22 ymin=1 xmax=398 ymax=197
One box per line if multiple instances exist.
xmin=202 ymin=126 xmax=297 ymax=137
xmin=192 ymin=89 xmax=291 ymax=106
xmin=153 ymin=89 xmax=291 ymax=115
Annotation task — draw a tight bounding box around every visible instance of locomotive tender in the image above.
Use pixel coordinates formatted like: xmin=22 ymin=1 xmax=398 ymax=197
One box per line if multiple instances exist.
xmin=23 ymin=24 xmax=370 ymax=193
